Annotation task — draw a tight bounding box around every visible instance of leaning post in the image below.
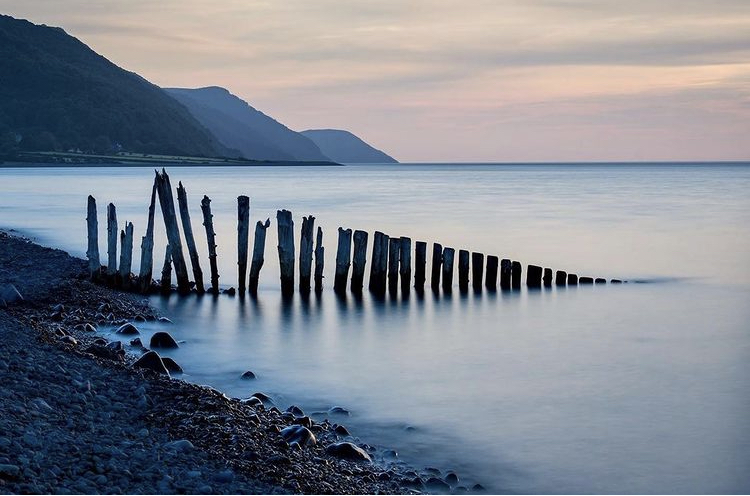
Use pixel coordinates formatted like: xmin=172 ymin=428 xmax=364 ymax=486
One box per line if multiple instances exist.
xmin=138 ymin=179 xmax=157 ymax=293
xmin=155 ymin=170 xmax=190 ymax=295
xmin=177 ymin=182 xmax=205 ymax=294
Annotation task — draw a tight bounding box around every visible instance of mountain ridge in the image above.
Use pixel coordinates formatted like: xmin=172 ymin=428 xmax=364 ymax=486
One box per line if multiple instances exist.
xmin=301 ymin=129 xmax=398 ymax=163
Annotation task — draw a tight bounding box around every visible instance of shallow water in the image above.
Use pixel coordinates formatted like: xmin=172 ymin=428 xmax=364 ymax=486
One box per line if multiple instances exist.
xmin=2 ymin=163 xmax=749 ymax=493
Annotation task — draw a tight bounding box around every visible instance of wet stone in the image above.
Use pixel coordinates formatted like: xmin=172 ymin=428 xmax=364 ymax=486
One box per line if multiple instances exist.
xmin=115 ymin=323 xmax=139 ymax=336
xmin=149 ymin=331 xmax=178 ymax=349
xmin=280 ymin=425 xmax=317 ymax=447
xmin=240 ymin=370 xmax=256 ymax=380
xmin=325 ymin=442 xmax=372 ymax=463
xmin=161 ymin=357 xmax=183 ymax=374
xmin=328 ymin=406 xmax=350 ymax=416
xmin=133 ymin=351 xmax=169 ymax=375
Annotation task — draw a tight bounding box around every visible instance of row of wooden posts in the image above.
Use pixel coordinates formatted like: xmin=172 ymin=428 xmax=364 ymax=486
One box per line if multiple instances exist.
xmin=86 ymin=169 xmax=621 ymax=298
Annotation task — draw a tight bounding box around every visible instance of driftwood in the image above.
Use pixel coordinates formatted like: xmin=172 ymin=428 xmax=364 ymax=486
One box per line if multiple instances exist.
xmin=556 ymin=270 xmax=567 ymax=286
xmin=155 ymin=170 xmax=190 ymax=295
xmin=500 ymin=259 xmax=512 ymax=290
xmin=387 ymin=237 xmax=400 ymax=297
xmin=106 ymin=203 xmax=117 ymax=277
xmin=511 ymin=261 xmax=522 ymax=289
xmin=314 ymin=227 xmax=324 ymax=292
xmin=237 ymin=196 xmax=250 ymax=295
xmin=249 ymin=218 xmax=271 ymax=295
xmin=414 ymin=241 xmax=427 ymax=291
xmin=399 ymin=237 xmax=411 ymax=296
xmin=543 ymin=268 xmax=553 ymax=287
xmin=527 ymin=264 xmax=542 ymax=288
xmin=442 ymin=247 xmax=455 ymax=293
xmin=368 ymin=231 xmax=389 ymax=296
xmin=458 ymin=249 xmax=470 ymax=293
xmin=431 ymin=243 xmax=443 ymax=292
xmin=118 ymin=222 xmax=134 ymax=286
xmin=200 ymin=195 xmax=220 ymax=294
xmin=351 ymin=230 xmax=368 ymax=293
xmin=471 ymin=252 xmax=484 ymax=292
xmin=276 ymin=210 xmax=295 ymax=297
xmin=160 ymin=244 xmax=172 ymax=295
xmin=86 ymin=195 xmax=100 ymax=280
xmin=177 ymin=182 xmax=204 ymax=294
xmin=138 ymin=180 xmax=157 ymax=293
xmin=334 ymin=227 xmax=353 ymax=294
xmin=299 ymin=216 xmax=316 ymax=293
xmin=486 ymin=256 xmax=499 ymax=291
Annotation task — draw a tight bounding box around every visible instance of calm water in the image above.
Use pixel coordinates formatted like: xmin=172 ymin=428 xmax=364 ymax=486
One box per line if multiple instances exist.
xmin=1 ymin=163 xmax=749 ymax=494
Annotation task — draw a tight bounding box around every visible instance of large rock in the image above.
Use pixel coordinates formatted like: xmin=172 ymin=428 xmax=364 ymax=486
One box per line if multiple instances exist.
xmin=325 ymin=442 xmax=372 ymax=462
xmin=0 ymin=284 xmax=23 ymax=306
xmin=133 ymin=351 xmax=170 ymax=375
xmin=280 ymin=425 xmax=317 ymax=447
xmin=161 ymin=357 xmax=183 ymax=374
xmin=115 ymin=323 xmax=140 ymax=336
xmin=150 ymin=331 xmax=179 ymax=349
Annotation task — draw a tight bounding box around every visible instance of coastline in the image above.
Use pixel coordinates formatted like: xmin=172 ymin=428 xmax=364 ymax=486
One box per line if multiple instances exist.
xmin=0 ymin=230 xmax=457 ymax=494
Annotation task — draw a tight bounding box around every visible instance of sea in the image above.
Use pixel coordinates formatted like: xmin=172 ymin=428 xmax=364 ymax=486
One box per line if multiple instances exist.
xmin=1 ymin=162 xmax=749 ymax=494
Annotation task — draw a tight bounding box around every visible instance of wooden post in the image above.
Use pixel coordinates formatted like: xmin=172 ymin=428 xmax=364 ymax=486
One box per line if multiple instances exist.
xmin=527 ymin=264 xmax=542 ymax=288
xmin=388 ymin=237 xmax=400 ymax=296
xmin=595 ymin=278 xmax=606 ymax=284
xmin=118 ymin=222 xmax=134 ymax=286
xmin=431 ymin=243 xmax=443 ymax=292
xmin=177 ymin=182 xmax=205 ymax=294
xmin=276 ymin=209 xmax=295 ymax=297
xmin=471 ymin=252 xmax=484 ymax=292
xmin=368 ymin=231 xmax=389 ymax=296
xmin=567 ymin=273 xmax=578 ymax=285
xmin=543 ymin=268 xmax=553 ymax=287
xmin=299 ymin=216 xmax=315 ymax=293
xmin=458 ymin=249 xmax=470 ymax=293
xmin=511 ymin=261 xmax=522 ymax=289
xmin=555 ymin=270 xmax=567 ymax=286
xmin=86 ymin=196 xmax=100 ymax=280
xmin=160 ymin=244 xmax=172 ymax=295
xmin=237 ymin=196 xmax=250 ymax=295
xmin=351 ymin=230 xmax=368 ymax=293
xmin=200 ymin=195 xmax=220 ymax=294
xmin=138 ymin=180 xmax=157 ymax=293
xmin=579 ymin=276 xmax=594 ymax=284
xmin=414 ymin=241 xmax=427 ymax=291
xmin=334 ymin=227 xmax=353 ymax=294
xmin=486 ymin=256 xmax=498 ymax=291
xmin=500 ymin=259 xmax=512 ymax=290
xmin=249 ymin=218 xmax=271 ymax=295
xmin=399 ymin=237 xmax=412 ymax=296
xmin=314 ymin=227 xmax=324 ymax=293
xmin=442 ymin=247 xmax=455 ymax=293
xmin=155 ymin=170 xmax=190 ymax=295
xmin=106 ymin=203 xmax=117 ymax=278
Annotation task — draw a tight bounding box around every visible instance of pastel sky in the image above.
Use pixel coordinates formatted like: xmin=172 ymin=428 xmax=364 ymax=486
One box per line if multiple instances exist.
xmin=3 ymin=0 xmax=749 ymax=162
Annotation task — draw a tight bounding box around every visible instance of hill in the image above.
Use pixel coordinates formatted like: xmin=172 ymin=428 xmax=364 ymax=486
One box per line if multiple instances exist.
xmin=165 ymin=87 xmax=329 ymax=162
xmin=0 ymin=15 xmax=225 ymax=157
xmin=301 ymin=129 xmax=397 ymax=163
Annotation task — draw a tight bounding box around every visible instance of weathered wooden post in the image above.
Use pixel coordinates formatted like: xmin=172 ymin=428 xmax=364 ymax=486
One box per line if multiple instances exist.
xmin=138 ymin=180 xmax=157 ymax=293
xmin=314 ymin=227 xmax=324 ymax=293
xmin=387 ymin=237 xmax=400 ymax=296
xmin=249 ymin=218 xmax=271 ymax=295
xmin=442 ymin=247 xmax=455 ymax=293
xmin=500 ymin=259 xmax=512 ymax=290
xmin=368 ymin=231 xmax=389 ymax=296
xmin=200 ymin=195 xmax=220 ymax=294
xmin=486 ymin=256 xmax=499 ymax=291
xmin=237 ymin=196 xmax=250 ymax=295
xmin=527 ymin=264 xmax=542 ymax=288
xmin=334 ymin=227 xmax=352 ymax=294
xmin=106 ymin=203 xmax=118 ymax=278
xmin=458 ymin=250 xmax=470 ymax=293
xmin=118 ymin=222 xmax=134 ymax=286
xmin=299 ymin=215 xmax=315 ymax=293
xmin=160 ymin=244 xmax=172 ymax=295
xmin=399 ymin=236 xmax=412 ymax=296
xmin=595 ymin=278 xmax=606 ymax=284
xmin=471 ymin=252 xmax=484 ymax=292
xmin=579 ymin=276 xmax=594 ymax=284
xmin=177 ymin=182 xmax=205 ymax=294
xmin=556 ymin=270 xmax=567 ymax=286
xmin=86 ymin=196 xmax=100 ymax=280
xmin=277 ymin=209 xmax=295 ymax=297
xmin=511 ymin=261 xmax=522 ymax=290
xmin=155 ymin=170 xmax=190 ymax=295
xmin=431 ymin=243 xmax=443 ymax=292
xmin=567 ymin=273 xmax=578 ymax=285
xmin=351 ymin=230 xmax=368 ymax=293
xmin=414 ymin=241 xmax=427 ymax=292
xmin=543 ymin=268 xmax=553 ymax=287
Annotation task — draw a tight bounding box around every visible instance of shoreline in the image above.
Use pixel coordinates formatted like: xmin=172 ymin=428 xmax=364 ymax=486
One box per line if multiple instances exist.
xmin=0 ymin=230 xmax=469 ymax=494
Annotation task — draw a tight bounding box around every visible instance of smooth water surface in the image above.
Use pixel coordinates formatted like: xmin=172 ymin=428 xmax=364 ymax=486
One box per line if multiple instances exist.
xmin=2 ymin=163 xmax=749 ymax=493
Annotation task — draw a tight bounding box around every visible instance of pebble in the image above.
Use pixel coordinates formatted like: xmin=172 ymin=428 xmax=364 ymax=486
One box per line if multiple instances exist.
xmin=333 ymin=424 xmax=351 ymax=436
xmin=214 ymin=469 xmax=234 ymax=483
xmin=0 ymin=464 xmax=21 ymax=479
xmin=198 ymin=485 xmax=213 ymax=493
xmin=280 ymin=425 xmax=317 ymax=447
xmin=163 ymin=439 xmax=194 ymax=452
xmin=325 ymin=442 xmax=372 ymax=463
xmin=60 ymin=335 xmax=78 ymax=345
xmin=115 ymin=323 xmax=140 ymax=335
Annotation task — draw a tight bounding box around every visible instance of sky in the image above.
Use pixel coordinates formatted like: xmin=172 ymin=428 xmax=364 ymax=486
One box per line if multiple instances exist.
xmin=2 ymin=0 xmax=749 ymax=162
